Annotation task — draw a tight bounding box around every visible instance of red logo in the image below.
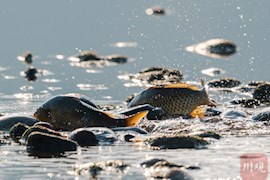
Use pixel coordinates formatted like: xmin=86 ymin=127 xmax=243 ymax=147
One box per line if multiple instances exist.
xmin=240 ymin=153 xmax=268 ymax=180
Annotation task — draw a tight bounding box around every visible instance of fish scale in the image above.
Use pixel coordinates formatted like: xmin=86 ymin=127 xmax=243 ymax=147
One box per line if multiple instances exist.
xmin=128 ymin=84 xmax=215 ymax=116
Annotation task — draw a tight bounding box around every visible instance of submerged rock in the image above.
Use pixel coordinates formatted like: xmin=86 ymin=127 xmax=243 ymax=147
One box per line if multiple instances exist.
xmin=0 ymin=115 xmax=38 ymax=131
xmin=191 ymin=131 xmax=222 ymax=140
xmin=186 ymin=38 xmax=237 ymax=59
xmin=145 ymin=6 xmax=166 ymax=16
xmin=68 ymin=128 xmax=98 ymax=147
xmin=111 ymin=127 xmax=149 ymax=135
xmin=118 ymin=67 xmax=183 ymax=87
xmin=221 ymin=109 xmax=248 ymax=119
xmin=68 ymin=51 xmax=128 ymax=68
xmin=26 ymin=132 xmax=77 ymax=158
xmin=252 ymin=108 xmax=270 ymax=122
xmin=73 ymin=160 xmax=130 ymax=178
xmin=146 ymin=135 xmax=209 ymax=149
xmin=201 ymin=67 xmax=225 ymax=77
xmin=207 ymin=78 xmax=241 ymax=88
xmin=86 ymin=127 xmax=118 ymax=143
xmin=141 ymin=159 xmax=195 ymax=180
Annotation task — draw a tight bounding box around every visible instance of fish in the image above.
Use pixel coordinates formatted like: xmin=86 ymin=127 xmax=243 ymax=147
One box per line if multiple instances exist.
xmin=33 ymin=94 xmax=148 ymax=130
xmin=128 ymin=80 xmax=215 ymax=117
xmin=185 ymin=38 xmax=237 ymax=59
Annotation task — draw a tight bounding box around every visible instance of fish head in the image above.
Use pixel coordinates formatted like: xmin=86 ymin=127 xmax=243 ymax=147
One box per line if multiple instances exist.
xmin=199 ymin=89 xmax=217 ymax=107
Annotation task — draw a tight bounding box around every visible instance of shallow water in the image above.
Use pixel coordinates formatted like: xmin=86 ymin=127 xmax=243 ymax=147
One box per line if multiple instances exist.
xmin=1 ymin=0 xmax=270 ymax=179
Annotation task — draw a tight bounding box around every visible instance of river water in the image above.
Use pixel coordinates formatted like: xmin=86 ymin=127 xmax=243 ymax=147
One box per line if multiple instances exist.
xmin=0 ymin=1 xmax=270 ymax=179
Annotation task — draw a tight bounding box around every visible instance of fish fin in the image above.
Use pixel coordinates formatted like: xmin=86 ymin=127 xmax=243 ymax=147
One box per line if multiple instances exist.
xmin=152 ymin=83 xmax=199 ymax=90
xmin=200 ymin=79 xmax=205 ymax=89
xmin=189 ymin=106 xmax=205 ymax=118
xmin=126 ymin=111 xmax=148 ymax=126
xmin=102 ymin=111 xmax=117 ymax=118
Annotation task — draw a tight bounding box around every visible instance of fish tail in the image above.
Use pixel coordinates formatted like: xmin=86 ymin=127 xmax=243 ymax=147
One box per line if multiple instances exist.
xmin=125 ymin=111 xmax=148 ymax=126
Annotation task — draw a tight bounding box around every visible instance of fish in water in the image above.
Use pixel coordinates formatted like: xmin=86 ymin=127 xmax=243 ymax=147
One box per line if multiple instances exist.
xmin=33 ymin=93 xmax=148 ymax=130
xmin=185 ymin=38 xmax=237 ymax=59
xmin=128 ymin=80 xmax=215 ymax=116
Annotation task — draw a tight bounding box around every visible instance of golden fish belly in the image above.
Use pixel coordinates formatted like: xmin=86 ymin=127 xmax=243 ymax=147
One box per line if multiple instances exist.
xmin=129 ymin=88 xmax=202 ymax=115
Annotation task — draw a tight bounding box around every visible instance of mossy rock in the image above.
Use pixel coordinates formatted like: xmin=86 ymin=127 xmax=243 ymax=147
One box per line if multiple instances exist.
xmin=147 ymin=135 xmax=209 ymax=149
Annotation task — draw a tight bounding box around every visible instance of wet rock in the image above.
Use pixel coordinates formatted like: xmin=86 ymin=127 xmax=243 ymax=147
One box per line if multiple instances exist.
xmin=147 ymin=135 xmax=209 ymax=149
xmin=221 ymin=109 xmax=247 ymax=119
xmin=69 ymin=51 xmax=102 ymax=62
xmin=145 ymin=6 xmax=166 ymax=15
xmin=68 ymin=51 xmax=128 ymax=68
xmin=201 ymin=67 xmax=225 ymax=77
xmin=74 ymin=160 xmax=130 ymax=178
xmin=33 ymin=122 xmax=54 ymax=129
xmin=26 ymin=132 xmax=77 ymax=158
xmin=230 ymin=98 xmax=261 ymax=108
xmin=124 ymin=134 xmax=135 ymax=142
xmin=141 ymin=159 xmax=195 ymax=180
xmin=207 ymin=78 xmax=241 ymax=88
xmin=0 ymin=115 xmax=38 ymax=131
xmin=68 ymin=128 xmax=98 ymax=147
xmin=252 ymin=108 xmax=270 ymax=121
xmin=86 ymin=127 xmax=117 ymax=144
xmin=253 ymin=83 xmax=270 ymax=103
xmin=9 ymin=123 xmax=29 ymax=142
xmin=17 ymin=51 xmax=33 ymax=65
xmin=21 ymin=125 xmax=63 ymax=143
xmin=204 ymin=107 xmax=222 ymax=117
xmin=112 ymin=127 xmax=149 ymax=135
xmin=118 ymin=67 xmax=183 ymax=86
xmin=24 ymin=67 xmax=38 ymax=81
xmin=0 ymin=138 xmax=11 ymax=146
xmin=248 ymin=81 xmax=267 ymax=87
xmin=192 ymin=131 xmax=222 ymax=140
xmin=186 ymin=38 xmax=237 ymax=59
xmin=105 ymin=55 xmax=128 ymax=64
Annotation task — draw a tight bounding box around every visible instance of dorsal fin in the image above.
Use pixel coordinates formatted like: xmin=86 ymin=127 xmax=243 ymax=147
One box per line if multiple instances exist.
xmin=200 ymin=79 xmax=206 ymax=91
xmin=151 ymin=83 xmax=199 ymax=90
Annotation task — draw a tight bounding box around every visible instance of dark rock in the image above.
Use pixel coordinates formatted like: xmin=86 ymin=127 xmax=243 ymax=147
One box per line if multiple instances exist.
xmin=145 ymin=6 xmax=166 ymax=15
xmin=252 ymin=108 xmax=270 ymax=121
xmin=201 ymin=67 xmax=225 ymax=77
xmin=141 ymin=158 xmax=167 ymax=168
xmin=204 ymin=107 xmax=222 ymax=117
xmin=230 ymin=98 xmax=261 ymax=108
xmin=147 ymin=135 xmax=209 ymax=149
xmin=86 ymin=127 xmax=117 ymax=144
xmin=26 ymin=132 xmax=77 ymax=158
xmin=71 ymin=51 xmax=102 ymax=62
xmin=24 ymin=67 xmax=38 ymax=81
xmin=105 ymin=55 xmax=128 ymax=64
xmin=112 ymin=126 xmax=148 ymax=135
xmin=21 ymin=125 xmax=63 ymax=143
xmin=0 ymin=115 xmax=38 ymax=131
xmin=194 ymin=131 xmax=222 ymax=140
xmin=74 ymin=160 xmax=129 ymax=178
xmin=34 ymin=122 xmax=54 ymax=129
xmin=9 ymin=123 xmax=29 ymax=142
xmin=68 ymin=128 xmax=98 ymax=147
xmin=18 ymin=51 xmax=33 ymax=65
xmin=221 ymin=109 xmax=247 ymax=119
xmin=0 ymin=138 xmax=11 ymax=146
xmin=253 ymin=83 xmax=270 ymax=103
xmin=248 ymin=81 xmax=267 ymax=87
xmin=124 ymin=134 xmax=135 ymax=142
xmin=207 ymin=78 xmax=241 ymax=88
xmin=186 ymin=38 xmax=237 ymax=59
